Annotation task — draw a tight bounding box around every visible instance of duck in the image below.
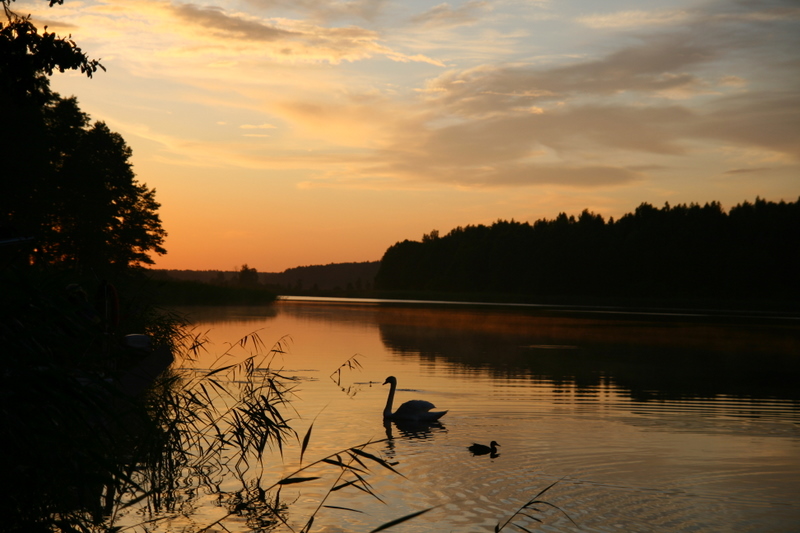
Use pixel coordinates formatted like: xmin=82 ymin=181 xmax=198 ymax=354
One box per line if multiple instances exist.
xmin=383 ymin=376 xmax=447 ymax=423
xmin=468 ymin=441 xmax=500 ymax=456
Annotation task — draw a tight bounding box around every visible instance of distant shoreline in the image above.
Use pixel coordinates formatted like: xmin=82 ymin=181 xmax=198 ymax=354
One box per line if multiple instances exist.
xmin=276 ymin=294 xmax=800 ymax=325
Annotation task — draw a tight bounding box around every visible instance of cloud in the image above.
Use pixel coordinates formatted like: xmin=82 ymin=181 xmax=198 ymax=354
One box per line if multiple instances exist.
xmin=240 ymin=123 xmax=278 ymax=129
xmin=422 ymin=38 xmax=715 ymax=118
xmin=577 ymin=9 xmax=689 ymax=29
xmin=410 ymin=1 xmax=491 ymax=29
xmin=348 ymin=103 xmax=682 ymax=189
xmin=691 ymin=91 xmax=800 ymax=160
xmin=168 ymin=3 xmax=298 ymax=41
xmin=724 ymin=167 xmax=773 ymax=175
xmin=366 ymin=159 xmax=644 ymax=188
xmin=243 ymin=0 xmax=391 ymax=23
xmin=76 ymin=0 xmax=442 ymax=66
xmin=30 ymin=18 xmax=80 ymax=32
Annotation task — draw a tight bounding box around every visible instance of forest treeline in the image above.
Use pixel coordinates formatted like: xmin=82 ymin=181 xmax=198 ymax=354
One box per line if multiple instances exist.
xmin=262 ymin=261 xmax=380 ymax=292
xmin=375 ymin=198 xmax=800 ymax=307
xmin=155 ymin=261 xmax=380 ymax=292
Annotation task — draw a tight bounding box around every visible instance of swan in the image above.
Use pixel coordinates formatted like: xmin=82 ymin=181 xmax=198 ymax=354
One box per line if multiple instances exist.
xmin=383 ymin=376 xmax=447 ymax=423
xmin=468 ymin=441 xmax=500 ymax=456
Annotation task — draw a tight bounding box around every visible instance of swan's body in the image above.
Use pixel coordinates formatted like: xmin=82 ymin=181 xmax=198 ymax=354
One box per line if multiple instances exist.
xmin=383 ymin=376 xmax=447 ymax=423
xmin=468 ymin=441 xmax=500 ymax=456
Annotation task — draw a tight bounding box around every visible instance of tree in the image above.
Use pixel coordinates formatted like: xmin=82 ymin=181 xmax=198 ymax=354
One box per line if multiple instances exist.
xmin=1 ymin=3 xmax=166 ymax=270
xmin=0 ymin=1 xmax=102 ymax=103
xmin=237 ymin=264 xmax=260 ymax=286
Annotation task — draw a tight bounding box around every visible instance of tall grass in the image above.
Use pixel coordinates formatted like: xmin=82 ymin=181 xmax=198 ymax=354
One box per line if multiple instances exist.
xmin=109 ymin=329 xmax=412 ymax=532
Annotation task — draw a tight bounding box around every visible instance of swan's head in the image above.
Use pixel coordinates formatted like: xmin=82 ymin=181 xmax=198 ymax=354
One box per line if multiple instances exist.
xmin=490 ymin=441 xmax=500 ymax=447
xmin=383 ymin=376 xmax=397 ymax=386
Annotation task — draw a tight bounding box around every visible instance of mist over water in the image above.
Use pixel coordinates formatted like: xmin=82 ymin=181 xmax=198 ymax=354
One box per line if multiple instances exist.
xmin=168 ymin=299 xmax=800 ymax=532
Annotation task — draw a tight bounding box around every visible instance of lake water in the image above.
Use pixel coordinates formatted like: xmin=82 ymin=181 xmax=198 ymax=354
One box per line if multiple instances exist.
xmin=144 ymin=298 xmax=800 ymax=532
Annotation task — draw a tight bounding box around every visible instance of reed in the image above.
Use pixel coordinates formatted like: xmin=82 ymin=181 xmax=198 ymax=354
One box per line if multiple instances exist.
xmin=112 ymin=329 xmax=410 ymax=532
xmin=495 ymin=479 xmax=577 ymax=532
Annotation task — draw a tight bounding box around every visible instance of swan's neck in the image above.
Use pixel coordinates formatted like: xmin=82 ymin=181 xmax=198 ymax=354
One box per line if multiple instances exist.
xmin=383 ymin=381 xmax=396 ymax=418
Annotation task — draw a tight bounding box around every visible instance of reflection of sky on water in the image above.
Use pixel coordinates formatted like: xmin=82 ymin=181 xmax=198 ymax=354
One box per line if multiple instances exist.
xmin=169 ymin=300 xmax=800 ymax=532
xmin=177 ymin=300 xmax=800 ymax=401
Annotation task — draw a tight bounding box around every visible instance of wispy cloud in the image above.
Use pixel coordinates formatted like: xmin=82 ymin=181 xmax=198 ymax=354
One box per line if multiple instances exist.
xmin=65 ymin=0 xmax=443 ymax=66
xmin=243 ymin=0 xmax=391 ymax=23
xmin=421 ymin=37 xmax=716 ymax=118
xmin=724 ymin=167 xmax=773 ymax=175
xmin=240 ymin=123 xmax=278 ymax=129
xmin=410 ymin=1 xmax=491 ymax=29
xmin=168 ymin=3 xmax=298 ymax=41
xmin=577 ymin=9 xmax=689 ymax=29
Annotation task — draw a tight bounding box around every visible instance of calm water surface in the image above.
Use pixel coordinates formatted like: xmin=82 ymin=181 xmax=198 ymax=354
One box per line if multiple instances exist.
xmin=150 ymin=298 xmax=800 ymax=532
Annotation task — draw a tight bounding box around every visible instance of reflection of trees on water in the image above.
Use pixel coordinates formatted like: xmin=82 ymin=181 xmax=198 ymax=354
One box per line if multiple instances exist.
xmin=180 ymin=301 xmax=800 ymax=401
xmin=175 ymin=305 xmax=279 ymax=324
xmin=375 ymin=307 xmax=800 ymax=401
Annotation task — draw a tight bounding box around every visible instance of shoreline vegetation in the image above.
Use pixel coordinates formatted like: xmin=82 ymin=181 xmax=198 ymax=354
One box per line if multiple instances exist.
xmin=150 ymin=197 xmax=799 ymax=315
xmin=151 ymin=274 xmax=799 ymax=317
xmin=149 ymin=277 xmax=279 ymax=306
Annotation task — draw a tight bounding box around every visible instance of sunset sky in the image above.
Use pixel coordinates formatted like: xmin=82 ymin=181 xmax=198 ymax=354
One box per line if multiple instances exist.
xmin=20 ymin=0 xmax=800 ymax=272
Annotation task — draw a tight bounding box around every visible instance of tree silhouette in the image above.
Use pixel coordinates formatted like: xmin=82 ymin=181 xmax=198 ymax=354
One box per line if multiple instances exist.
xmin=237 ymin=264 xmax=260 ymax=287
xmin=376 ymin=199 xmax=800 ymax=307
xmin=1 ymin=3 xmax=166 ymax=271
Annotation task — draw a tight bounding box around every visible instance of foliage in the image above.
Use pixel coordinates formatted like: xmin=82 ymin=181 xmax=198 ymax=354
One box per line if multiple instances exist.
xmin=1 ymin=4 xmax=166 ymax=272
xmin=375 ymin=198 xmax=800 ymax=308
xmin=1 ymin=1 xmax=102 ymax=101
xmin=0 ymin=264 xmax=190 ymax=532
xmin=150 ymin=277 xmax=277 ymax=305
xmin=260 ymin=261 xmax=380 ymax=295
xmin=237 ymin=263 xmax=260 ymax=286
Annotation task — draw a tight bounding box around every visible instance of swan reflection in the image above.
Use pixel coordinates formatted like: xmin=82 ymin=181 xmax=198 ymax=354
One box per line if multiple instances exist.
xmin=384 ymin=418 xmax=446 ymax=440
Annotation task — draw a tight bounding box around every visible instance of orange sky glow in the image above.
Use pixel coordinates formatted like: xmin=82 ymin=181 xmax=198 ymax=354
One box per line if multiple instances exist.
xmin=19 ymin=0 xmax=800 ymax=272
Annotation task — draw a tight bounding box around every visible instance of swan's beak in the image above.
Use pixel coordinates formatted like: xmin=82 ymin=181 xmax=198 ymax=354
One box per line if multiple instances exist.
xmin=382 ymin=378 xmax=389 ymax=385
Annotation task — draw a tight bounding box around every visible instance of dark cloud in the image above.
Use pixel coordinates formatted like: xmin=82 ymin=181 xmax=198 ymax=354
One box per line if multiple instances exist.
xmin=169 ymin=3 xmax=297 ymax=40
xmin=480 ymin=163 xmax=643 ymax=188
xmin=365 ymin=106 xmax=674 ymax=188
xmin=404 ymin=104 xmax=692 ymax=166
xmin=724 ymin=167 xmax=773 ymax=175
xmin=425 ymin=37 xmax=714 ymax=117
xmin=368 ymin=156 xmax=642 ymax=188
xmin=692 ymin=91 xmax=800 ymax=158
xmin=164 ymin=2 xmax=394 ymax=62
xmin=535 ymin=105 xmax=694 ymax=155
xmin=242 ymin=0 xmax=390 ymax=22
